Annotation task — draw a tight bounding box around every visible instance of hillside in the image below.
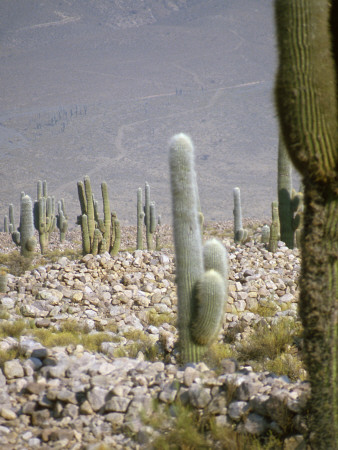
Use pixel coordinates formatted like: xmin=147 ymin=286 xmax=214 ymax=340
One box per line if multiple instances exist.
xmin=0 ymin=0 xmax=292 ymax=227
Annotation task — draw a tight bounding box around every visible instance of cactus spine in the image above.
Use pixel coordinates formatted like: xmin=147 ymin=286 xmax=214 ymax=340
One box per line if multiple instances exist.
xmin=275 ymin=1 xmax=338 ymax=447
xmin=169 ymin=133 xmax=228 ymax=363
xmin=233 ymin=187 xmax=247 ymax=244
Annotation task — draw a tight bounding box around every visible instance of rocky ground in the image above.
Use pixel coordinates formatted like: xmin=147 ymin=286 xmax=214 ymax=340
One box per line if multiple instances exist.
xmin=0 ymin=222 xmax=309 ymax=449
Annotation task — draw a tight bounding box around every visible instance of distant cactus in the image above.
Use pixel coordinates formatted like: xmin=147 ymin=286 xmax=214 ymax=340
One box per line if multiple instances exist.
xmin=136 ymin=187 xmax=144 ymax=249
xmin=11 ymin=195 xmax=37 ymax=257
xmin=144 ymin=182 xmax=157 ymax=250
xmin=34 ymin=180 xmax=56 ymax=253
xmin=269 ymin=201 xmax=279 ymax=253
xmin=261 ymin=224 xmax=270 ymax=245
xmin=169 ymin=133 xmax=228 ymax=363
xmin=278 ymin=136 xmax=294 ymax=248
xmin=3 ymin=216 xmax=8 ymax=233
xmin=110 ymin=212 xmax=120 ymax=256
xmin=77 ymin=176 xmax=120 ymax=256
xmin=233 ymin=187 xmax=248 ymax=244
xmin=278 ymin=136 xmax=304 ymax=248
xmin=9 ymin=204 xmax=15 ymax=233
xmin=56 ymin=199 xmax=68 ymax=243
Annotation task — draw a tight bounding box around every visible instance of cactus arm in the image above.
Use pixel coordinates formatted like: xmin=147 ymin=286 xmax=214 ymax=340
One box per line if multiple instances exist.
xmin=84 ymin=176 xmax=95 ymax=245
xmin=233 ymin=187 xmax=247 ymax=243
xmin=80 ymin=214 xmax=90 ymax=255
xmin=150 ymin=202 xmax=156 ymax=234
xmin=137 ymin=187 xmax=144 ymax=250
xmin=269 ymin=201 xmax=279 ymax=253
xmin=9 ymin=204 xmax=15 ymax=230
xmin=77 ymin=181 xmax=87 ymax=215
xmin=110 ymin=218 xmax=120 ymax=256
xmin=101 ymin=182 xmax=111 ymax=246
xmin=190 ymin=270 xmax=226 ymax=346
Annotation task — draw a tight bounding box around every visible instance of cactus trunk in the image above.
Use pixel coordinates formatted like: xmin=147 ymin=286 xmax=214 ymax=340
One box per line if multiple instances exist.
xmin=275 ymin=1 xmax=338 ymax=447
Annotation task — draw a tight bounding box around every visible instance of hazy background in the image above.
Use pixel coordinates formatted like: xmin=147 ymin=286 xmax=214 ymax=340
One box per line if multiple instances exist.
xmin=0 ymin=0 xmax=298 ymax=227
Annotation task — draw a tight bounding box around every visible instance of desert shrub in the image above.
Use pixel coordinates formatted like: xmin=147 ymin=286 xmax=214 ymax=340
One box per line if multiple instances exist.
xmin=0 ymin=252 xmax=33 ymax=276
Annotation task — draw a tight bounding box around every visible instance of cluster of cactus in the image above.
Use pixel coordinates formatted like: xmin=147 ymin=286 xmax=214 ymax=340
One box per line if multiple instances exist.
xmin=56 ymin=199 xmax=68 ymax=243
xmin=77 ymin=176 xmax=120 ymax=256
xmin=11 ymin=194 xmax=37 ymax=257
xmin=233 ymin=187 xmax=248 ymax=244
xmin=169 ymin=133 xmax=229 ymax=363
xmin=136 ymin=182 xmax=159 ymax=250
xmin=275 ymin=1 xmax=338 ymax=447
xmin=277 ymin=137 xmax=304 ymax=248
xmin=33 ymin=180 xmax=56 ymax=254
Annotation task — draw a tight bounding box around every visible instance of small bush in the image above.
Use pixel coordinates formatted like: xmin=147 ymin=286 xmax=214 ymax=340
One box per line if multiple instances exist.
xmin=147 ymin=310 xmax=176 ymax=327
xmin=0 ymin=319 xmax=29 ymax=338
xmin=0 ymin=252 xmax=33 ymax=276
xmin=235 ymin=319 xmax=301 ymax=362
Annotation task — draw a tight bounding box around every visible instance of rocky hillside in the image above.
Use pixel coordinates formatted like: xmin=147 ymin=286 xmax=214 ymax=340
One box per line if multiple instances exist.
xmin=0 ymin=223 xmax=309 ymax=449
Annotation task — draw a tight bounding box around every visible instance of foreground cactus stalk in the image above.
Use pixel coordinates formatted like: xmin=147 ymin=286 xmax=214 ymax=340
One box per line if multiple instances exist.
xmin=169 ymin=133 xmax=228 ymax=363
xmin=275 ymin=1 xmax=338 ymax=447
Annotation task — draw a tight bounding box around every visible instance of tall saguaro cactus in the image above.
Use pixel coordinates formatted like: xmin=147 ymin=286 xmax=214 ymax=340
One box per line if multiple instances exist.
xmin=275 ymin=1 xmax=338 ymax=447
xmin=169 ymin=133 xmax=228 ymax=363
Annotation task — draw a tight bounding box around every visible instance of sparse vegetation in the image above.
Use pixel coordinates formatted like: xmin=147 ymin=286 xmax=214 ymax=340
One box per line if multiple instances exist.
xmin=144 ymin=399 xmax=284 ymax=450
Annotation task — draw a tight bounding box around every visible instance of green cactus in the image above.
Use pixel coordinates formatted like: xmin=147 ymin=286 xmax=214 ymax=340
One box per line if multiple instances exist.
xmin=101 ymin=182 xmax=111 ymax=246
xmin=169 ymin=133 xmax=228 ymax=363
xmin=56 ymin=199 xmax=68 ymax=243
xmin=144 ymin=182 xmax=156 ymax=250
xmin=3 ymin=216 xmax=8 ymax=233
xmin=233 ymin=187 xmax=248 ymax=244
xmin=11 ymin=195 xmax=37 ymax=257
xmin=275 ymin=1 xmax=338 ymax=447
xmin=110 ymin=212 xmax=120 ymax=256
xmin=277 ymin=135 xmax=295 ymax=248
xmin=261 ymin=224 xmax=270 ymax=245
xmin=269 ymin=201 xmax=279 ymax=253
xmin=8 ymin=204 xmax=15 ymax=234
xmin=34 ymin=180 xmax=56 ymax=253
xmin=77 ymin=176 xmax=119 ymax=256
xmin=136 ymin=187 xmax=144 ymax=250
